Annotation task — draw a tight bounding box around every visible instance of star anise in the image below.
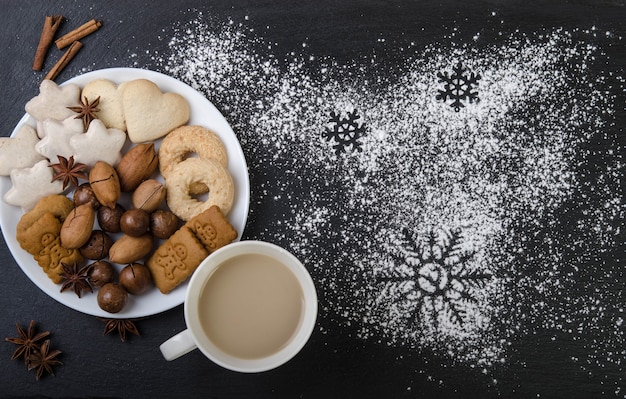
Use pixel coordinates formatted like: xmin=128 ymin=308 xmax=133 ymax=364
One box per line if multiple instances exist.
xmin=59 ymin=262 xmax=93 ymax=298
xmin=99 ymin=318 xmax=140 ymax=342
xmin=27 ymin=339 xmax=62 ymax=380
xmin=67 ymin=95 xmax=100 ymax=130
xmin=4 ymin=320 xmax=50 ymax=364
xmin=50 ymin=155 xmax=88 ymax=190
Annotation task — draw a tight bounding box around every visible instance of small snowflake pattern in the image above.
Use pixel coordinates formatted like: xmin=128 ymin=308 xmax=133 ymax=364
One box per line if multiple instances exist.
xmin=436 ymin=61 xmax=481 ymax=112
xmin=377 ymin=227 xmax=492 ymax=332
xmin=322 ymin=109 xmax=366 ymax=155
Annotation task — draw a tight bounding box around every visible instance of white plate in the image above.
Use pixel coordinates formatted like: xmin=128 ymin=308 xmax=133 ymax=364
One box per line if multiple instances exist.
xmin=0 ymin=68 xmax=250 ymax=318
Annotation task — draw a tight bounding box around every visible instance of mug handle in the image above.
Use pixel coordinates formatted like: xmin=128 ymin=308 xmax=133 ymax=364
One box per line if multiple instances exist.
xmin=160 ymin=329 xmax=197 ymax=361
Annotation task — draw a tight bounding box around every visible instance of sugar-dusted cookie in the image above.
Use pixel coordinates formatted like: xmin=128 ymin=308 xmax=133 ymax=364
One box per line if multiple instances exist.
xmin=187 ymin=205 xmax=237 ymax=252
xmin=25 ymin=79 xmax=80 ymax=122
xmin=70 ymin=119 xmax=126 ymax=167
xmin=121 ymin=79 xmax=190 ymax=143
xmin=35 ymin=116 xmax=84 ymax=160
xmin=0 ymin=124 xmax=46 ymax=175
xmin=4 ymin=160 xmax=65 ymax=211
xmin=165 ymin=158 xmax=234 ymax=221
xmin=81 ymin=79 xmax=126 ymax=131
xmin=146 ymin=225 xmax=209 ymax=294
xmin=159 ymin=125 xmax=228 ymax=178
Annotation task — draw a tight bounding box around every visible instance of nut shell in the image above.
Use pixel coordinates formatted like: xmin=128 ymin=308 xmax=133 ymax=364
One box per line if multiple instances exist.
xmin=132 ymin=179 xmax=166 ymax=212
xmin=89 ymin=161 xmax=121 ymax=209
xmin=116 ymin=143 xmax=158 ymax=192
xmin=150 ymin=210 xmax=180 ymax=239
xmin=60 ymin=203 xmax=95 ymax=249
xmin=119 ymin=263 xmax=153 ymax=295
xmin=80 ymin=230 xmax=113 ymax=259
xmin=108 ymin=234 xmax=153 ymax=264
xmin=73 ymin=183 xmax=100 ymax=209
xmin=97 ymin=203 xmax=126 ymax=233
xmin=97 ymin=283 xmax=127 ymax=313
xmin=88 ymin=260 xmax=116 ymax=288
xmin=120 ymin=209 xmax=150 ymax=237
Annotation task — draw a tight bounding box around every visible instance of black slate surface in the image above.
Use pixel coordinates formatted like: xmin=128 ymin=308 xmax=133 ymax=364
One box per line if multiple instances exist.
xmin=0 ymin=1 xmax=624 ymax=398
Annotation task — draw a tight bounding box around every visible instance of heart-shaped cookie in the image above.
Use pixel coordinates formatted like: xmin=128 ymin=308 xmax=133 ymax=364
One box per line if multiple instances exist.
xmin=82 ymin=79 xmax=126 ymax=132
xmin=121 ymin=79 xmax=190 ymax=143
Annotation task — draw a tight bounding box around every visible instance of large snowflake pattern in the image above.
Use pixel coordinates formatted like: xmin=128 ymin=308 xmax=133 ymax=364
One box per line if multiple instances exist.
xmin=436 ymin=61 xmax=481 ymax=112
xmin=322 ymin=109 xmax=366 ymax=155
xmin=377 ymin=227 xmax=492 ymax=332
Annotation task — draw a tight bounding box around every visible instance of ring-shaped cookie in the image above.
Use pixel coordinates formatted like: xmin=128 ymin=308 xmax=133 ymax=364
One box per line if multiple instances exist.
xmin=165 ymin=157 xmax=234 ymax=221
xmin=159 ymin=125 xmax=228 ymax=179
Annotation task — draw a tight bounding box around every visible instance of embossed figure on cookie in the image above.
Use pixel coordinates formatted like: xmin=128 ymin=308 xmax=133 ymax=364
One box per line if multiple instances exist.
xmin=34 ymin=231 xmax=82 ymax=284
xmin=156 ymin=243 xmax=189 ymax=281
xmin=187 ymin=206 xmax=237 ymax=252
xmin=192 ymin=221 xmax=218 ymax=251
xmin=147 ymin=226 xmax=209 ymax=294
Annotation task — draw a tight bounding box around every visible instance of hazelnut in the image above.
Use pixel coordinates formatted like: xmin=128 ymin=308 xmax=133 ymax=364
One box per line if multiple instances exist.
xmin=97 ymin=203 xmax=126 ymax=233
xmin=73 ymin=183 xmax=100 ymax=209
xmin=120 ymin=209 xmax=150 ymax=237
xmin=97 ymin=283 xmax=128 ymax=313
xmin=150 ymin=210 xmax=180 ymax=239
xmin=88 ymin=260 xmax=116 ymax=288
xmin=119 ymin=263 xmax=152 ymax=295
xmin=80 ymin=230 xmax=113 ymax=260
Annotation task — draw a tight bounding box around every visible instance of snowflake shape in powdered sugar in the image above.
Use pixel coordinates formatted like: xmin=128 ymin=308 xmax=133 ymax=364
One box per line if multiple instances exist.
xmin=436 ymin=61 xmax=481 ymax=112
xmin=377 ymin=227 xmax=492 ymax=332
xmin=322 ymin=109 xmax=366 ymax=155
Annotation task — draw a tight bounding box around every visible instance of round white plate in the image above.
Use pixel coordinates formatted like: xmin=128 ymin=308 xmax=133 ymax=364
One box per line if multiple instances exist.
xmin=0 ymin=68 xmax=250 ymax=318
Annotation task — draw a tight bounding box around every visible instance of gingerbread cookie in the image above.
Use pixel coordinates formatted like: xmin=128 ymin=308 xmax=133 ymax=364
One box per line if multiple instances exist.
xmin=187 ymin=205 xmax=238 ymax=252
xmin=16 ymin=194 xmax=74 ymax=239
xmin=4 ymin=160 xmax=65 ymax=211
xmin=70 ymin=119 xmax=126 ymax=167
xmin=146 ymin=226 xmax=209 ymax=294
xmin=35 ymin=116 xmax=84 ymax=160
xmin=17 ymin=211 xmax=83 ymax=284
xmin=0 ymin=124 xmax=46 ymax=175
xmin=25 ymin=80 xmax=80 ymax=122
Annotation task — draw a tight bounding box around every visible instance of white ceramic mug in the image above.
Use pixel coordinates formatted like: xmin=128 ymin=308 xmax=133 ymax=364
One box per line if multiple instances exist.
xmin=160 ymin=240 xmax=317 ymax=372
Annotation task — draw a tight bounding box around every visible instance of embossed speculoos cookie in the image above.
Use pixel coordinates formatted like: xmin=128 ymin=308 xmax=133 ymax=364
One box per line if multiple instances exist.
xmin=17 ymin=211 xmax=83 ymax=284
xmin=16 ymin=195 xmax=75 ymax=239
xmin=187 ymin=205 xmax=238 ymax=252
xmin=16 ymin=195 xmax=83 ymax=283
xmin=146 ymin=226 xmax=209 ymax=294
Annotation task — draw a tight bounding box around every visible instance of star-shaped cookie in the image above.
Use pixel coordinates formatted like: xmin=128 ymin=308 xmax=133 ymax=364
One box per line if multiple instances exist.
xmin=0 ymin=124 xmax=46 ymax=175
xmin=4 ymin=160 xmax=65 ymax=211
xmin=25 ymin=80 xmax=81 ymax=122
xmin=35 ymin=116 xmax=84 ymax=161
xmin=70 ymin=119 xmax=126 ymax=167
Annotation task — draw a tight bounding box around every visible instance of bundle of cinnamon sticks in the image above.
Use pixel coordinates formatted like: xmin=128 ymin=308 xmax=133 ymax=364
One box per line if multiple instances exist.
xmin=32 ymin=16 xmax=102 ymax=80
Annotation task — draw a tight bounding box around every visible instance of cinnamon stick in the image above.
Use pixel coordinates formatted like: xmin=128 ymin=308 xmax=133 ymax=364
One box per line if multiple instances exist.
xmin=44 ymin=41 xmax=83 ymax=81
xmin=55 ymin=19 xmax=102 ymax=49
xmin=32 ymin=15 xmax=63 ymax=71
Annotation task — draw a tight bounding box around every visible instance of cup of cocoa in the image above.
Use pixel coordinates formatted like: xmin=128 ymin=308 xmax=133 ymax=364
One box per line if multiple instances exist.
xmin=160 ymin=240 xmax=318 ymax=372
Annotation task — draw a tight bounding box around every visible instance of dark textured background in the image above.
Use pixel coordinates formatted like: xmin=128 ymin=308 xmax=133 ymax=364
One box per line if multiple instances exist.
xmin=0 ymin=1 xmax=624 ymax=398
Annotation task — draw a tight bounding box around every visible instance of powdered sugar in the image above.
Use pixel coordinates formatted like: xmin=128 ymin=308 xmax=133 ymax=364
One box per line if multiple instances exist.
xmin=149 ymin=14 xmax=623 ymax=394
